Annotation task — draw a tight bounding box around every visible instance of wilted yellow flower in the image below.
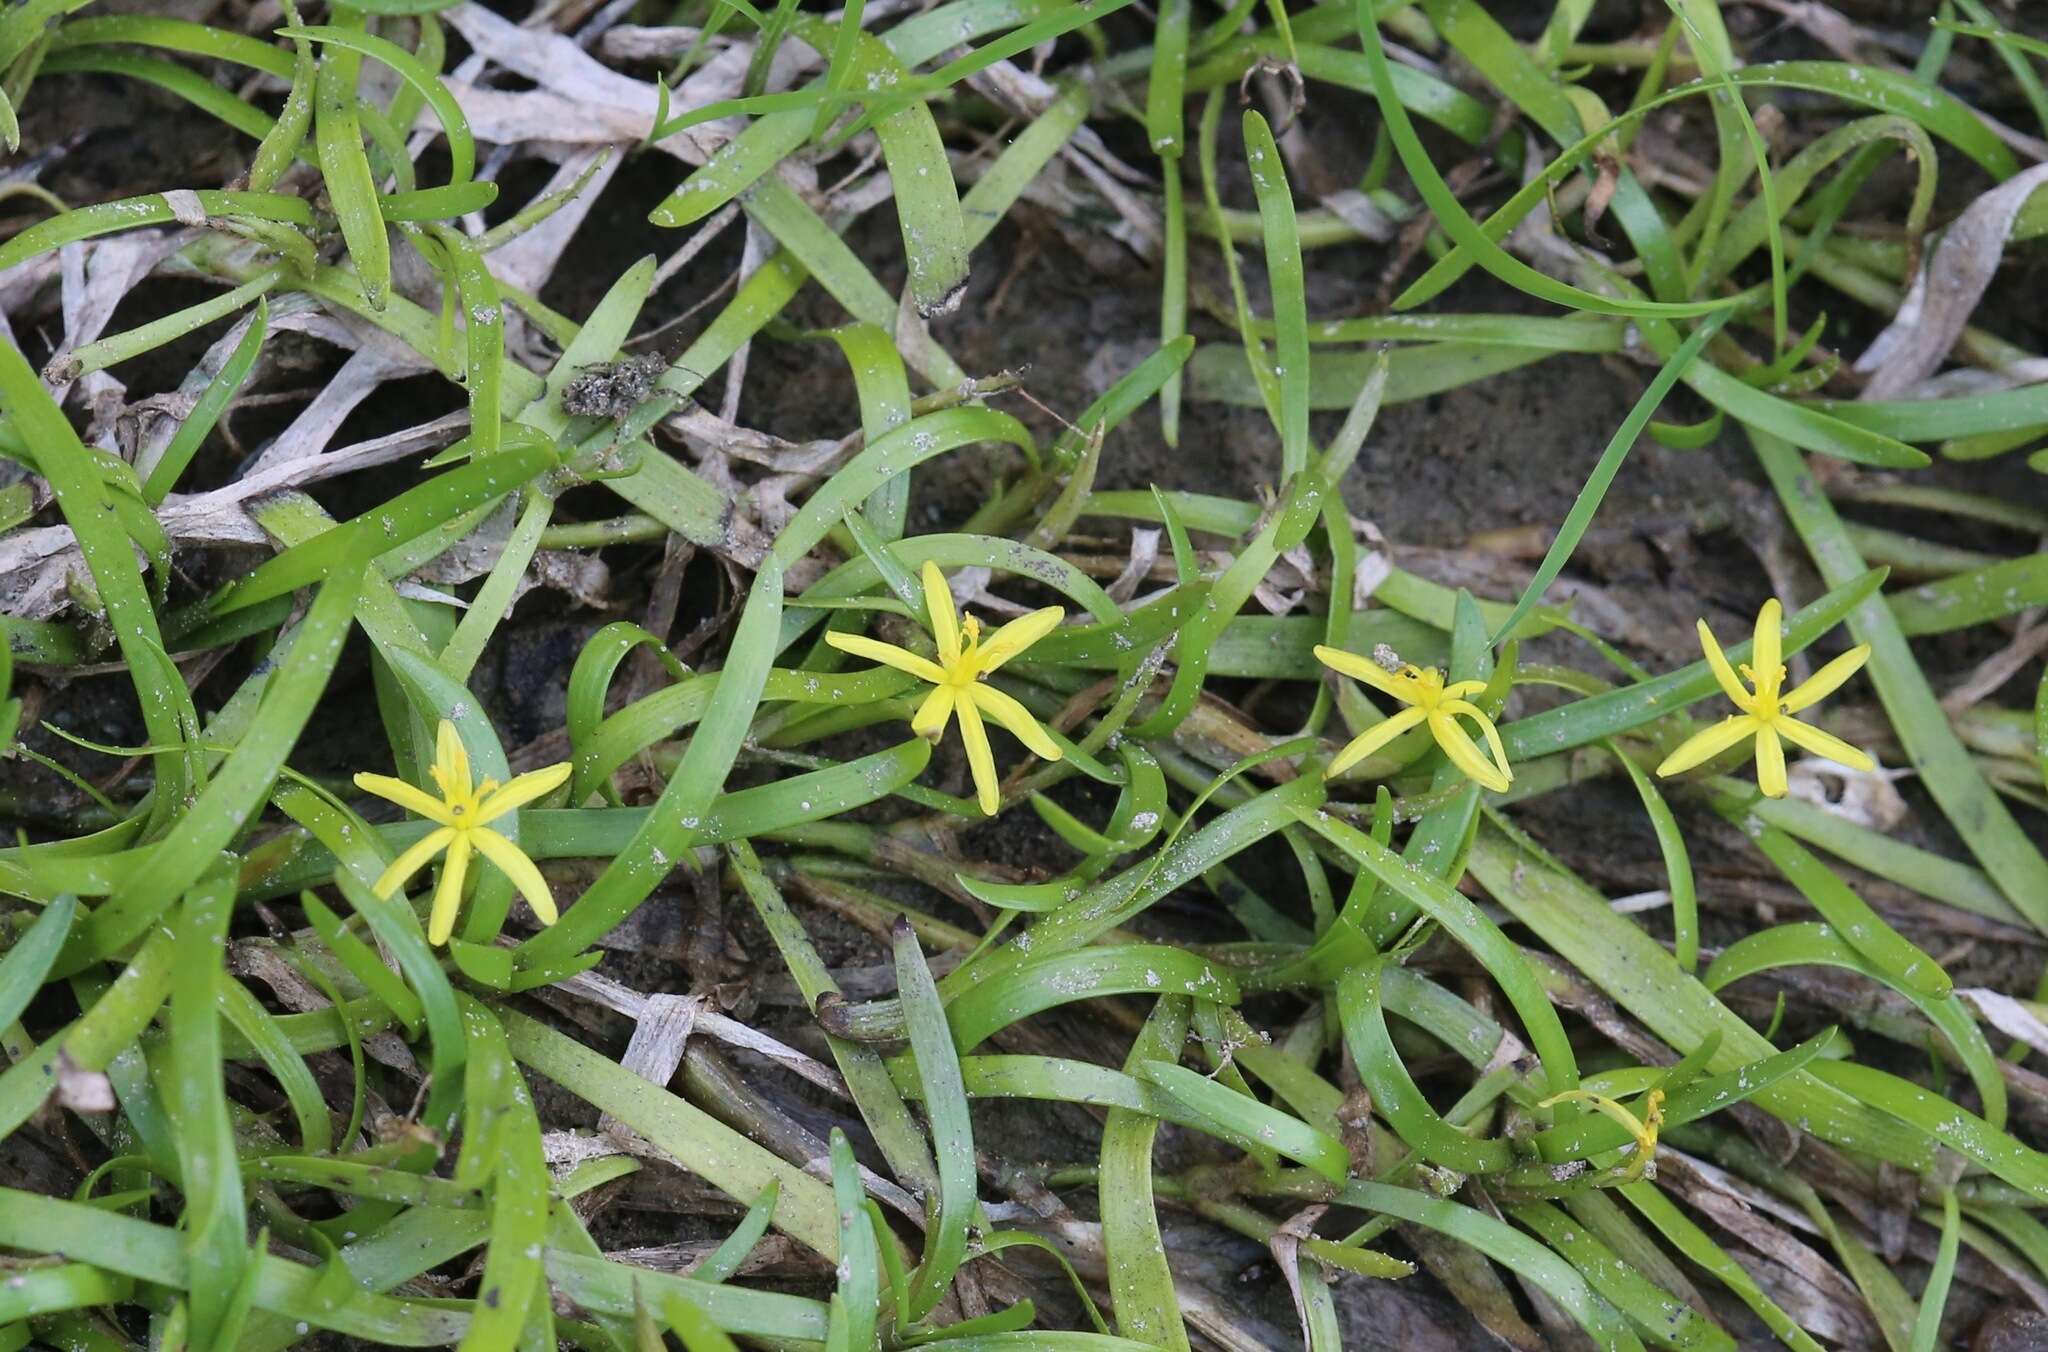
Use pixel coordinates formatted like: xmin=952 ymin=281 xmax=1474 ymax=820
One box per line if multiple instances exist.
xmin=1314 ymin=645 xmax=1512 ymax=793
xmin=827 ymin=561 xmax=1063 ymax=815
xmin=353 ymin=720 xmax=571 ymax=945
xmin=1656 ymin=599 xmax=1873 ymax=799
xmin=1540 ymin=1086 xmax=1665 ymax=1182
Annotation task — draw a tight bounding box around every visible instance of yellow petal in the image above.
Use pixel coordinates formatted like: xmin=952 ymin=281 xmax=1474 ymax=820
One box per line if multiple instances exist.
xmin=475 ymin=762 xmax=573 ymax=824
xmin=968 ymin=683 xmax=1064 ymax=761
xmin=825 ymin=630 xmax=948 ymax=685
xmin=1538 ymin=1088 xmax=1657 ymax=1163
xmin=371 ymin=826 xmax=455 ymax=899
xmin=953 ymin=690 xmax=1001 ymax=815
xmin=911 ymin=684 xmax=956 ymax=741
xmin=1442 ymin=679 xmax=1488 ymax=701
xmin=1696 ymin=620 xmax=1751 ymax=710
xmin=1776 ymin=717 xmax=1876 ymax=773
xmin=975 ymin=606 xmax=1064 ymax=673
xmin=471 ymin=826 xmax=559 ymax=925
xmin=353 ymin=772 xmax=456 ymax=826
xmin=1428 ymin=712 xmax=1512 ymax=794
xmin=1752 ymin=599 xmax=1783 ymax=682
xmin=1439 ymin=700 xmax=1513 ymax=789
xmin=922 ymin=561 xmax=961 ymax=667
xmin=1314 ymin=645 xmax=1419 ymax=705
xmin=435 ymin=720 xmax=472 ymax=800
xmin=1326 ymin=705 xmax=1427 ymax=779
xmin=1755 ymin=726 xmax=1787 ymax=798
xmin=1655 ymin=715 xmax=1759 ymax=779
xmin=427 ymin=832 xmax=471 ymax=945
xmin=1781 ymin=644 xmax=1871 ymax=714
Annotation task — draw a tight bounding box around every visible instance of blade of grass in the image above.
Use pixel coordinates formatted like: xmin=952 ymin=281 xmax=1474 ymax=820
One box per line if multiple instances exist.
xmin=730 ymin=841 xmax=940 ymax=1200
xmin=1293 ymin=806 xmax=1579 ymax=1093
xmin=1490 ymin=312 xmax=1726 ymax=643
xmin=1136 ymin=1060 xmax=1350 ymax=1183
xmin=894 ymin=920 xmax=975 ymax=1320
xmin=826 ymin=1131 xmax=879 ymax=1349
xmin=56 ymin=554 xmax=365 ymax=972
xmin=1243 ymin=110 xmax=1310 ymax=478
xmin=514 ymin=559 xmax=783 ymax=972
xmin=0 ymin=335 xmax=199 ymax=832
xmin=1100 ymin=996 xmax=1192 ymax=1351
xmin=1710 ymin=790 xmax=1950 ymax=1000
xmin=313 ymin=20 xmax=391 ymax=310
xmin=141 ymin=299 xmax=267 ymax=504
xmin=1340 ymin=1182 xmax=1647 ymax=1351
xmin=332 ymin=869 xmax=467 ymax=1136
xmin=169 ymin=869 xmax=247 ymax=1349
xmin=1910 ymin=1190 xmax=1962 ymax=1352
xmin=1470 ymin=816 xmax=1934 ymax=1168
xmin=1704 ymin=922 xmax=2004 ymax=1133
xmin=1610 ymin=744 xmax=1698 ymax=970
xmin=502 ymin=1009 xmax=840 ymax=1258
xmin=0 ymin=895 xmax=74 ymax=1032
xmin=453 ymin=999 xmax=550 ymax=1350
xmin=1358 ymin=0 xmax=1723 ymax=318
xmin=281 ymin=25 xmax=473 ymax=184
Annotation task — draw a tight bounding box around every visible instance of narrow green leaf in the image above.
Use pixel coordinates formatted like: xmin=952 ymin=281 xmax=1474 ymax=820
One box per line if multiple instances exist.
xmin=1100 ymin=997 xmax=1191 ymax=1351
xmin=170 ymin=870 xmax=247 ymax=1349
xmin=515 ymin=559 xmax=784 ymax=969
xmin=313 ymin=26 xmax=391 ymax=309
xmin=894 ymin=922 xmax=975 ymax=1320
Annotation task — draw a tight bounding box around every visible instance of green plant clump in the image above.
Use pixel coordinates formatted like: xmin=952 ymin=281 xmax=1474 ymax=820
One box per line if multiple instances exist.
xmin=2 ymin=0 xmax=2047 ymax=1348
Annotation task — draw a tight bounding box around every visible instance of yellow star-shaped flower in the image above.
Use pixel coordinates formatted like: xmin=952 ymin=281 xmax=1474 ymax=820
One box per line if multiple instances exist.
xmin=1314 ymin=645 xmax=1513 ymax=793
xmin=353 ymin=720 xmax=572 ymax=945
xmin=826 ymin=562 xmax=1064 ymax=816
xmin=1656 ymin=599 xmax=1873 ymax=799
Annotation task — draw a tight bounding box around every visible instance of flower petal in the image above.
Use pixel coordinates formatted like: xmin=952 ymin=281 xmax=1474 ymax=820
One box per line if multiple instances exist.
xmin=911 ymin=684 xmax=956 ymax=741
xmin=435 ymin=720 xmax=472 ymax=800
xmin=1313 ymin=645 xmax=1416 ymax=704
xmin=1755 ymin=726 xmax=1787 ymax=798
xmin=1326 ymin=706 xmax=1427 ymax=779
xmin=1428 ymin=713 xmax=1512 ymax=793
xmin=969 ymin=683 xmax=1064 ymax=761
xmin=1696 ymin=620 xmax=1751 ymax=709
xmin=1776 ymin=717 xmax=1877 ymax=773
xmin=1440 ymin=701 xmax=1513 ymax=789
xmin=1656 ymin=715 xmax=1759 ymax=779
xmin=353 ymin=773 xmax=456 ymax=826
xmin=825 ymin=630 xmax=948 ymax=684
xmin=1752 ymin=599 xmax=1783 ymax=683
xmin=372 ymin=826 xmax=455 ymax=899
xmin=1442 ymin=679 xmax=1488 ymax=701
xmin=471 ymin=826 xmax=559 ymax=926
xmin=953 ymin=689 xmax=1001 ymax=815
xmin=1781 ymin=644 xmax=1872 ymax=714
xmin=922 ymin=561 xmax=961 ymax=667
xmin=428 ymin=832 xmax=471 ymax=945
xmin=476 ymin=762 xmax=573 ymax=824
xmin=976 ymin=606 xmax=1064 ymax=672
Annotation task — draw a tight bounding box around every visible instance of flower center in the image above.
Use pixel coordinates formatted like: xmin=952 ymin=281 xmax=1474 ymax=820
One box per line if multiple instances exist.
xmin=1740 ymin=662 xmax=1787 ymax=718
xmin=1403 ymin=665 xmax=1447 ymax=711
xmin=946 ymin=616 xmax=986 ymax=685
